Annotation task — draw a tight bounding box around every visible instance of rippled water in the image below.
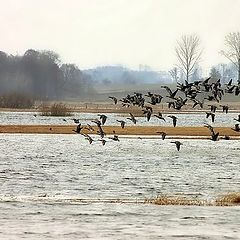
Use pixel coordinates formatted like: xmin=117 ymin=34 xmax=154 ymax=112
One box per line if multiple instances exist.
xmin=0 ymin=111 xmax=239 ymax=127
xmin=0 ymin=134 xmax=239 ymax=239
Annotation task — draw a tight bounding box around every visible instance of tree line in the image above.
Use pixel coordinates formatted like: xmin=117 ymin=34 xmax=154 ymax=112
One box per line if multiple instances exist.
xmin=0 ymin=49 xmax=95 ymax=100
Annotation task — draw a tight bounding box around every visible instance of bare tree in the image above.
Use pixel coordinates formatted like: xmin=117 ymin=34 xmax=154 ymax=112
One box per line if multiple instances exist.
xmin=169 ymin=67 xmax=179 ymax=83
xmin=175 ymin=34 xmax=202 ymax=83
xmin=221 ymin=32 xmax=240 ymax=84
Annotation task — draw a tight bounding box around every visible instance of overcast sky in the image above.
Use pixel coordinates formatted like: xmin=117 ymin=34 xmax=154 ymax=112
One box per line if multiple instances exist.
xmin=1 ymin=0 xmax=240 ymax=73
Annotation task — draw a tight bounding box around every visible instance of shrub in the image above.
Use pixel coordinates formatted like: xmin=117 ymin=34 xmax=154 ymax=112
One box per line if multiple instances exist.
xmin=39 ymin=102 xmax=72 ymax=116
xmin=0 ymin=93 xmax=35 ymax=108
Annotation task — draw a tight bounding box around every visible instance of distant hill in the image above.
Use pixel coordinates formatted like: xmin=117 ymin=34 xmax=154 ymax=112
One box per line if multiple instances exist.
xmin=83 ymin=65 xmax=172 ymax=85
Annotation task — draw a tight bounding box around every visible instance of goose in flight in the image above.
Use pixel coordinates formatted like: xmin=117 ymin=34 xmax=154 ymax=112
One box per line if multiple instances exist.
xmin=109 ymin=96 xmax=117 ymax=104
xmin=116 ymin=120 xmax=126 ymax=129
xmin=142 ymin=109 xmax=152 ymax=121
xmin=192 ymin=99 xmax=204 ymax=109
xmin=171 ymin=141 xmax=182 ymax=151
xmin=232 ymin=124 xmax=240 ymax=132
xmin=168 ymin=115 xmax=177 ymax=127
xmin=109 ymin=131 xmax=120 ymax=141
xmin=97 ymin=125 xmax=105 ymax=138
xmin=204 ymin=123 xmax=219 ymax=141
xmin=72 ymin=118 xmax=80 ymax=124
xmin=81 ymin=133 xmax=94 ymax=144
xmin=85 ymin=134 xmax=94 ymax=144
xmin=220 ymin=105 xmax=229 ymax=114
xmin=156 ymin=131 xmax=166 ymax=140
xmin=154 ymin=112 xmax=165 ymax=122
xmin=208 ymin=105 xmax=217 ymax=113
xmin=98 ymin=114 xmax=107 ymax=125
xmin=206 ymin=112 xmax=215 ymax=123
xmin=99 ymin=139 xmax=107 ymax=146
xmin=72 ymin=123 xmax=83 ymax=134
xmin=234 ymin=115 xmax=240 ymax=122
xmin=85 ymin=124 xmax=95 ymax=132
xmin=127 ymin=113 xmax=137 ymax=124
xmin=92 ymin=119 xmax=101 ymax=127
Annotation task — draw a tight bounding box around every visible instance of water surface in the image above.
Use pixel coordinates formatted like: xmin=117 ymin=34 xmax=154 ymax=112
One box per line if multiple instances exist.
xmin=0 ymin=134 xmax=239 ymax=239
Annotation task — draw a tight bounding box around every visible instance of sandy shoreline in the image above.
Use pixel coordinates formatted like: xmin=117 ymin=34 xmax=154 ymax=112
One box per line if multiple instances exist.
xmin=0 ymin=125 xmax=239 ymax=139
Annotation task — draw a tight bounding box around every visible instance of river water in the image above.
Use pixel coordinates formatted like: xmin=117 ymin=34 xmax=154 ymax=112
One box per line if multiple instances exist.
xmin=0 ymin=133 xmax=239 ymax=239
xmin=0 ymin=111 xmax=239 ymax=128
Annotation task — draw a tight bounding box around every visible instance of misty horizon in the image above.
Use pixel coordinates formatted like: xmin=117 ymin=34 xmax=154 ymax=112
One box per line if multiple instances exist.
xmin=1 ymin=0 xmax=240 ymax=73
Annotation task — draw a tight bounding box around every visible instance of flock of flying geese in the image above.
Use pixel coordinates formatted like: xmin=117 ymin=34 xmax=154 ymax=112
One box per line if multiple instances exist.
xmin=71 ymin=77 xmax=240 ymax=151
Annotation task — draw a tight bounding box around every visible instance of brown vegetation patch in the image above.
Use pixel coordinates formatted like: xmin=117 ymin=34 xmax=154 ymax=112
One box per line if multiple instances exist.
xmin=0 ymin=93 xmax=35 ymax=109
xmin=146 ymin=192 xmax=240 ymax=206
xmin=215 ymin=192 xmax=240 ymax=206
xmin=39 ymin=103 xmax=72 ymax=116
xmin=145 ymin=195 xmax=208 ymax=206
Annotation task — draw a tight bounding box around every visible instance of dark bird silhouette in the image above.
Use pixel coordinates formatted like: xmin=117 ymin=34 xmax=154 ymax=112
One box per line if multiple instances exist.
xmin=99 ymin=139 xmax=107 ymax=146
xmin=208 ymin=105 xmax=217 ymax=112
xmin=220 ymin=105 xmax=229 ymax=114
xmin=84 ymin=134 xmax=94 ymax=144
xmin=92 ymin=119 xmax=101 ymax=127
xmin=127 ymin=113 xmax=137 ymax=124
xmin=206 ymin=112 xmax=215 ymax=123
xmin=168 ymin=115 xmax=177 ymax=127
xmin=109 ymin=96 xmax=117 ymax=104
xmin=85 ymin=124 xmax=95 ymax=132
xmin=98 ymin=114 xmax=107 ymax=125
xmin=204 ymin=124 xmax=219 ymax=141
xmin=33 ymin=114 xmax=37 ymax=117
xmin=162 ymin=86 xmax=178 ymax=99
xmin=211 ymin=131 xmax=219 ymax=141
xmin=223 ymin=135 xmax=230 ymax=140
xmin=72 ymin=118 xmax=80 ymax=124
xmin=97 ymin=126 xmax=105 ymax=138
xmin=167 ymin=101 xmax=175 ymax=109
xmin=62 ymin=118 xmax=67 ymax=122
xmin=192 ymin=99 xmax=204 ymax=109
xmin=154 ymin=112 xmax=166 ymax=122
xmin=145 ymin=110 xmax=152 ymax=121
xmin=92 ymin=119 xmax=105 ymax=137
xmin=204 ymin=123 xmax=214 ymax=133
xmin=234 ymin=115 xmax=240 ymax=122
xmin=204 ymin=95 xmax=215 ymax=101
xmin=171 ymin=141 xmax=182 ymax=151
xmin=72 ymin=123 xmax=83 ymax=134
xmin=116 ymin=120 xmax=126 ymax=129
xmin=156 ymin=131 xmax=166 ymax=140
xmin=225 ymin=79 xmax=233 ymax=87
xmin=232 ymin=124 xmax=240 ymax=132
xmin=109 ymin=131 xmax=120 ymax=141
xmin=235 ymin=85 xmax=240 ymax=96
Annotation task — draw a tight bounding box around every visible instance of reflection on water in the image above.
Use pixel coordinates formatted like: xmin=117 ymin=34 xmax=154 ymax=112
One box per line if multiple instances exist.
xmin=0 ymin=134 xmax=239 ymax=239
xmin=0 ymin=111 xmax=239 ymax=126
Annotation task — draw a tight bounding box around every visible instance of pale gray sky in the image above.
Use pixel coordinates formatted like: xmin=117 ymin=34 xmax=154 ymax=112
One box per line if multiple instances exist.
xmin=1 ymin=0 xmax=240 ymax=73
